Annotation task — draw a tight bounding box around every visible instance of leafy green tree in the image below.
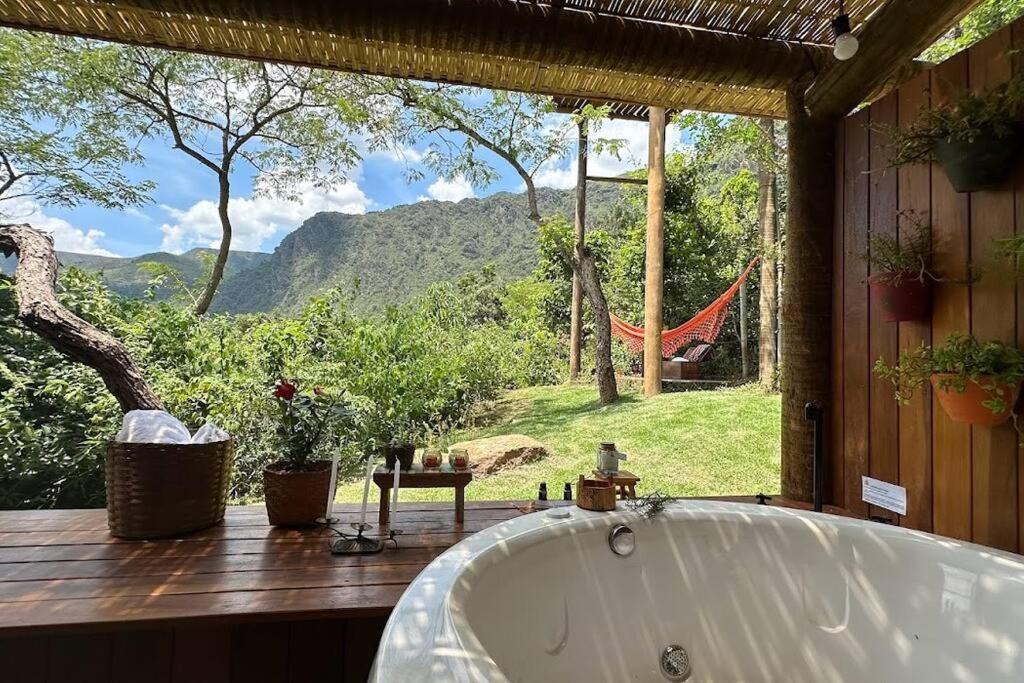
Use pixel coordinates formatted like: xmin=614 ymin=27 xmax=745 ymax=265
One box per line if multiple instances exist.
xmin=79 ymin=45 xmax=367 ymax=314
xmin=922 ymin=0 xmax=1024 ymax=63
xmin=0 ymin=30 xmax=149 ymax=213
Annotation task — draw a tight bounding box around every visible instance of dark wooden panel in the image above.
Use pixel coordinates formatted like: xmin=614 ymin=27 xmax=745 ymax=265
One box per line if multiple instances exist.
xmin=842 ymin=109 xmax=871 ymax=516
xmin=867 ymin=92 xmax=901 ymax=523
xmin=0 ymin=635 xmax=49 ymax=683
xmin=231 ymin=623 xmax=291 ymax=683
xmin=287 ymin=619 xmax=347 ymax=683
xmin=929 ymin=50 xmax=973 ymax=542
xmin=896 ymin=70 xmax=934 ymax=533
xmin=830 ymin=118 xmax=846 ymax=507
xmin=112 ymin=629 xmax=173 ymax=683
xmin=342 ymin=616 xmax=388 ymax=683
xmin=968 ymin=26 xmax=1018 ymax=553
xmin=46 ymin=632 xmax=112 ymax=683
xmin=171 ymin=625 xmax=231 ymax=683
xmin=1014 ymin=17 xmax=1024 ymax=554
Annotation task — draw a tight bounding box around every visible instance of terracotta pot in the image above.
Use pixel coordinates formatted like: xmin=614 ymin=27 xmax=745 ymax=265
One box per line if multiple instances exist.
xmin=263 ymin=460 xmax=332 ymax=527
xmin=867 ymin=272 xmax=932 ymax=322
xmin=933 ymin=129 xmax=1023 ymax=193
xmin=930 ymin=374 xmax=1020 ymax=426
xmin=382 ymin=444 xmax=416 ymax=470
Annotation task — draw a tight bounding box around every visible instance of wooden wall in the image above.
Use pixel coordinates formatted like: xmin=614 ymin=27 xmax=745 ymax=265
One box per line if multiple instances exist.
xmin=831 ymin=22 xmax=1024 ymax=552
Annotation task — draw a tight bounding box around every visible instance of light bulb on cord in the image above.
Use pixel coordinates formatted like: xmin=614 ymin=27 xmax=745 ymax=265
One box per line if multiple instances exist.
xmin=831 ymin=1 xmax=859 ymax=61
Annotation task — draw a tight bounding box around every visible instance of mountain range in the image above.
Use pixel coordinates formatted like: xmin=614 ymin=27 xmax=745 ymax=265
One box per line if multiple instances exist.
xmin=2 ymin=185 xmax=622 ymax=313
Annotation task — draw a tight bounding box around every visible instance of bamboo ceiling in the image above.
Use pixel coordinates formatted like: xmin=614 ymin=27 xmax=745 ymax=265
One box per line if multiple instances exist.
xmin=0 ymin=0 xmax=891 ymax=117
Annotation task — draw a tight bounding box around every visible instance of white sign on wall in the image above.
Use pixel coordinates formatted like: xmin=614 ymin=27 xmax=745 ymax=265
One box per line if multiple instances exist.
xmin=862 ymin=476 xmax=907 ymax=516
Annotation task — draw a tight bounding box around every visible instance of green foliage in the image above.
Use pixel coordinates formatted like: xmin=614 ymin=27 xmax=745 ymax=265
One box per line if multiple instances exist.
xmin=863 ymin=211 xmax=934 ymax=284
xmin=0 ymin=29 xmax=151 ymax=211
xmin=885 ymin=73 xmax=1024 ymax=166
xmin=270 ymin=381 xmax=357 ymax=470
xmin=874 ymin=333 xmax=1024 ymax=414
xmin=922 ymin=0 xmax=1024 ymax=63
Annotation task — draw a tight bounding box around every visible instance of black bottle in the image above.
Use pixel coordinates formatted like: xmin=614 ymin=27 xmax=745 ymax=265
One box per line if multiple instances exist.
xmin=563 ymin=483 xmax=572 ymax=501
xmin=538 ymin=482 xmax=548 ymax=501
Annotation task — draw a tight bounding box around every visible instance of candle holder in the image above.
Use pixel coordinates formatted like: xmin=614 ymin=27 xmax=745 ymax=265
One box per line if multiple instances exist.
xmin=328 ymin=524 xmax=397 ymax=555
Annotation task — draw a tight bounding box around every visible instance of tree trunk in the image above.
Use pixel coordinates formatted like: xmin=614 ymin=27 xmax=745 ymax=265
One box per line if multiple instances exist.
xmin=739 ymin=280 xmax=749 ymax=379
xmin=780 ymin=87 xmax=835 ymax=503
xmin=575 ymin=248 xmax=618 ymax=405
xmin=569 ymin=120 xmax=587 ymax=380
xmin=0 ymin=224 xmax=163 ymax=412
xmin=194 ymin=172 xmax=232 ymax=315
xmin=643 ymin=106 xmax=667 ymax=397
xmin=757 ymin=117 xmax=780 ymax=387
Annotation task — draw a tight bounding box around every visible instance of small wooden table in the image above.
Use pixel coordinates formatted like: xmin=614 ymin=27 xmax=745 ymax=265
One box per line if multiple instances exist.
xmin=374 ymin=464 xmax=473 ymax=524
xmin=592 ymin=469 xmax=640 ymax=499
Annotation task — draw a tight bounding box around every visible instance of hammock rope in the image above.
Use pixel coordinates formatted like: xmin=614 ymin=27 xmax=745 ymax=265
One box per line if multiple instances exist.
xmin=610 ymin=257 xmax=760 ymax=358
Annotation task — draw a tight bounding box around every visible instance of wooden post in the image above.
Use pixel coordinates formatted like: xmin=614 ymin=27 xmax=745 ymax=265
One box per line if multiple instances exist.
xmin=739 ymin=280 xmax=749 ymax=379
xmin=569 ymin=119 xmax=587 ymax=381
xmin=780 ymin=86 xmax=836 ymax=502
xmin=643 ymin=107 xmax=667 ymax=397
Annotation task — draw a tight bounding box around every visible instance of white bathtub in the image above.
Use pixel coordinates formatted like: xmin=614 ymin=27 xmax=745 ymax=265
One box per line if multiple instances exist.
xmin=370 ymin=501 xmax=1024 ymax=682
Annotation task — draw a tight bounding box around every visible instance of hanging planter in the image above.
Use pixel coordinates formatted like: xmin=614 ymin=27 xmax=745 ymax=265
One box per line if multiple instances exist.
xmin=931 ymin=374 xmax=1019 ymax=426
xmin=883 ymin=74 xmax=1024 ymax=193
xmin=867 ymin=272 xmax=933 ymax=322
xmin=875 ymin=334 xmax=1024 ymax=427
xmin=933 ymin=128 xmax=1023 ymax=193
xmin=863 ymin=211 xmax=936 ymax=323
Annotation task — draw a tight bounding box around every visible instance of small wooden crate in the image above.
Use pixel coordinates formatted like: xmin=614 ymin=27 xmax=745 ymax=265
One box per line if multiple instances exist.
xmin=576 ymin=475 xmax=617 ymax=511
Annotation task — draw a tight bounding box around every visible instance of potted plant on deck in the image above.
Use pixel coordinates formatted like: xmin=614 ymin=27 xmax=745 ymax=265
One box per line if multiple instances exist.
xmin=885 ymin=74 xmax=1024 ymax=192
xmin=874 ymin=333 xmax=1024 ymax=426
xmin=263 ymin=380 xmax=356 ymax=526
xmin=863 ymin=211 xmax=936 ymax=322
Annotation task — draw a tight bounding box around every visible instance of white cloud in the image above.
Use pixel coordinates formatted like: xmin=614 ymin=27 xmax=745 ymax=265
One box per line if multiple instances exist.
xmin=418 ymin=175 xmax=475 ymax=203
xmin=0 ymin=197 xmax=118 ymax=256
xmin=534 ymin=118 xmax=685 ymax=189
xmin=159 ymin=180 xmax=370 ymax=254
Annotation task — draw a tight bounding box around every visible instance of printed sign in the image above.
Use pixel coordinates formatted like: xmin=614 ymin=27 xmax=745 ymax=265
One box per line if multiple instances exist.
xmin=861 ymin=476 xmax=907 ymax=516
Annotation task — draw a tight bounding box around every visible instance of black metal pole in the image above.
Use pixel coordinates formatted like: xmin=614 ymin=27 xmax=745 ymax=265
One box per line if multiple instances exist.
xmin=804 ymin=402 xmax=824 ymax=512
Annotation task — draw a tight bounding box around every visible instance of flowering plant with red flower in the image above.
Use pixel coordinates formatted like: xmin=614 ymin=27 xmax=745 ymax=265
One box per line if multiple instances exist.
xmin=271 ymin=380 xmax=355 ymax=470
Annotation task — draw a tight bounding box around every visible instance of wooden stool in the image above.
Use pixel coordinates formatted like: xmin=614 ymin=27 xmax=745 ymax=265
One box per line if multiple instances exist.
xmin=592 ymin=469 xmax=640 ymax=499
xmin=374 ymin=464 xmax=472 ymax=524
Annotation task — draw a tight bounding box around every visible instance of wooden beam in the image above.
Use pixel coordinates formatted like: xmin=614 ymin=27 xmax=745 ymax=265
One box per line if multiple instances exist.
xmin=780 ymin=87 xmax=837 ymax=502
xmin=643 ymin=107 xmax=667 ymax=398
xmin=805 ymin=0 xmax=984 ymax=119
xmin=585 ymin=175 xmax=648 ymax=185
xmin=105 ymin=0 xmax=828 ymax=91
xmin=569 ymin=120 xmax=587 ymax=381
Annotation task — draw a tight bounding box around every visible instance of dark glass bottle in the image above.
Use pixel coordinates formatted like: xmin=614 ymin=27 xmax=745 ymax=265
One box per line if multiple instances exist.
xmin=538 ymin=482 xmax=548 ymax=501
xmin=563 ymin=483 xmax=572 ymax=501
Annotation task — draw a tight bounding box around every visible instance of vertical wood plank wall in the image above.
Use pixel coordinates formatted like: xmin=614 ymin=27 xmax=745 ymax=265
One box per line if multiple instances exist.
xmin=831 ymin=23 xmax=1024 ymax=552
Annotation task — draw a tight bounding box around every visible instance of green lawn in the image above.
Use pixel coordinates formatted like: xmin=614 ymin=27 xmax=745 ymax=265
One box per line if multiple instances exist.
xmin=335 ymin=384 xmax=781 ymax=503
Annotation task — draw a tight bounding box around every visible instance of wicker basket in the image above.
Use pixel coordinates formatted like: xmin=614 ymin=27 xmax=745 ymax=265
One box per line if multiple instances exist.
xmin=105 ymin=440 xmax=234 ymax=539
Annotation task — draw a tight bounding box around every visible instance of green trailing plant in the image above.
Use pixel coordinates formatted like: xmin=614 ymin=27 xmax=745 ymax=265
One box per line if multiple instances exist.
xmin=862 ymin=210 xmax=935 ymax=286
xmin=884 ymin=73 xmax=1024 ymax=167
xmin=270 ymin=380 xmax=357 ymax=471
xmin=874 ymin=333 xmax=1024 ymax=415
xmin=626 ymin=490 xmax=676 ymax=520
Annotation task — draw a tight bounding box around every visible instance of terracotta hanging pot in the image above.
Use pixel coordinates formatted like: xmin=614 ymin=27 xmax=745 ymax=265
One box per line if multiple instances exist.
xmin=933 ymin=128 xmax=1023 ymax=193
xmin=930 ymin=374 xmax=1019 ymax=426
xmin=263 ymin=460 xmax=332 ymax=527
xmin=868 ymin=272 xmax=932 ymax=322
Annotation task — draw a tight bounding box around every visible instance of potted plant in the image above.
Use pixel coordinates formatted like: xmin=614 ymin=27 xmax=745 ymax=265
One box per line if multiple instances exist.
xmin=863 ymin=211 xmax=935 ymax=322
xmin=263 ymin=380 xmax=356 ymax=526
xmin=874 ymin=333 xmax=1024 ymax=426
xmin=885 ymin=74 xmax=1024 ymax=192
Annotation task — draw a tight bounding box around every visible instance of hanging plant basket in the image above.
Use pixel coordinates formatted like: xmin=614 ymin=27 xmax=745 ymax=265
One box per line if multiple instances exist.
xmin=930 ymin=374 xmax=1019 ymax=426
xmin=868 ymin=272 xmax=932 ymax=322
xmin=933 ymin=129 xmax=1023 ymax=193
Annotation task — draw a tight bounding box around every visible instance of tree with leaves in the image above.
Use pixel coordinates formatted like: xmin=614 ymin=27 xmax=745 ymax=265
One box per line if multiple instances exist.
xmin=922 ymin=0 xmax=1024 ymax=63
xmin=79 ymin=45 xmax=367 ymax=314
xmin=0 ymin=30 xmax=149 ymax=215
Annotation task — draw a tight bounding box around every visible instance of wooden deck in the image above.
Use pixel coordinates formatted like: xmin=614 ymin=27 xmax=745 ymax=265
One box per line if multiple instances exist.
xmin=0 ymin=497 xmax=845 ymax=682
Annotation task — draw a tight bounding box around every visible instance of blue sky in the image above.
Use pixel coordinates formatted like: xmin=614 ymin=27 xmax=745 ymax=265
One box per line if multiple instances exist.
xmin=16 ymin=113 xmax=686 ymax=258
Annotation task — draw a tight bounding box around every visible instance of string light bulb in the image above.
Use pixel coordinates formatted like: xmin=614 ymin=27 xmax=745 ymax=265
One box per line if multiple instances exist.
xmin=832 ymin=0 xmax=859 ymax=61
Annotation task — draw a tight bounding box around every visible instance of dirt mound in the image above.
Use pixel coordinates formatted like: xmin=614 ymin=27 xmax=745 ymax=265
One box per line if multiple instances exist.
xmin=451 ymin=434 xmax=550 ymax=477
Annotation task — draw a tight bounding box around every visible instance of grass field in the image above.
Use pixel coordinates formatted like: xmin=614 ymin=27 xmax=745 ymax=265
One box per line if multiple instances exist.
xmin=335 ymin=384 xmax=781 ymax=503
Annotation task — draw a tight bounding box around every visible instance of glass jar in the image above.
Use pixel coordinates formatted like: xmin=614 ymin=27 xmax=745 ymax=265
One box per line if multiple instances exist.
xmin=449 ymin=447 xmax=469 ymax=471
xmin=422 ymin=448 xmax=442 ymax=470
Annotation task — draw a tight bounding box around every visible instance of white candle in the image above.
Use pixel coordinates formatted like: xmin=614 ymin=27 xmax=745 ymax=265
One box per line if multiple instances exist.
xmin=324 ymin=451 xmax=340 ymax=521
xmin=390 ymin=463 xmax=401 ymax=528
xmin=358 ymin=454 xmax=375 ymax=529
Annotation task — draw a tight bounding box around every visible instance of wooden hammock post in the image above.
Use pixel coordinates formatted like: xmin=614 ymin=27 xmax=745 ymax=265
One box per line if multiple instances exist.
xmin=569 ymin=119 xmax=588 ymax=381
xmin=644 ymin=106 xmax=667 ymax=397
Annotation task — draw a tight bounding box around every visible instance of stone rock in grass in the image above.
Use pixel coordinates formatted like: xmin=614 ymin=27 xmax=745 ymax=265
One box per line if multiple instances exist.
xmin=450 ymin=434 xmax=550 ymax=477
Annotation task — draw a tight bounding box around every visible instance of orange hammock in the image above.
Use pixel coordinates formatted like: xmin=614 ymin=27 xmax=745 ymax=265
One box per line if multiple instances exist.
xmin=611 ymin=258 xmax=760 ymax=358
